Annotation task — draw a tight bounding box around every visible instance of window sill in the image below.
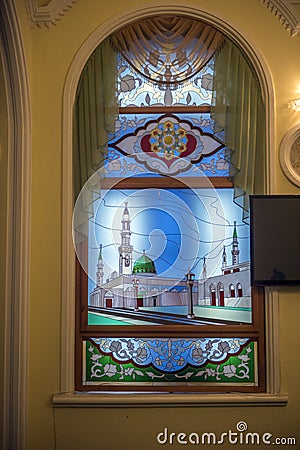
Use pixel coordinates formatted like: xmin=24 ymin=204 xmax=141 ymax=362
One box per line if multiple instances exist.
xmin=52 ymin=392 xmax=288 ymax=408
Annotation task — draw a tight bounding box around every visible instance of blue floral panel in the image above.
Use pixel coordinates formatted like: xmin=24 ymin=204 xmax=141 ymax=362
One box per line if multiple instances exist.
xmin=83 ymin=337 xmax=257 ymax=386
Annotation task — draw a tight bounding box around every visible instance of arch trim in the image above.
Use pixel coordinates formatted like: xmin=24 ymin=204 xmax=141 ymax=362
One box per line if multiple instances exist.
xmin=0 ymin=0 xmax=31 ymax=448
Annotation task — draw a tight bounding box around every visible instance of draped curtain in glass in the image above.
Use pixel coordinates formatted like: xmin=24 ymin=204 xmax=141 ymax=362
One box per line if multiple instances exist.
xmin=110 ymin=16 xmax=224 ymax=87
xmin=212 ymin=39 xmax=266 ymax=221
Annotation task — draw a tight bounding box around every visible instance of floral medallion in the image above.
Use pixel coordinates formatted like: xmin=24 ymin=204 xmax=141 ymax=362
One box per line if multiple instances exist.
xmin=112 ymin=115 xmax=224 ymax=175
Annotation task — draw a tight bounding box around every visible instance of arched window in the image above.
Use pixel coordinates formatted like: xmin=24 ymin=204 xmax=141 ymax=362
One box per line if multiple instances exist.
xmin=210 ymin=283 xmax=216 ymax=306
xmin=217 ymin=282 xmax=225 ymax=307
xmin=230 ymin=283 xmax=235 ymax=297
xmin=237 ymin=282 xmax=243 ymax=297
xmin=73 ymin=15 xmax=265 ymax=392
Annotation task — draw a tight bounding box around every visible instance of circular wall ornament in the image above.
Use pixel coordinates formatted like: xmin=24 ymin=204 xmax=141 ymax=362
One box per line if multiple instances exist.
xmin=279 ymin=125 xmax=300 ymax=187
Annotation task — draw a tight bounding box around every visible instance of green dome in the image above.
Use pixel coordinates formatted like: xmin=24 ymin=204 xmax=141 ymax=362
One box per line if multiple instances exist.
xmin=132 ymin=250 xmax=157 ymax=275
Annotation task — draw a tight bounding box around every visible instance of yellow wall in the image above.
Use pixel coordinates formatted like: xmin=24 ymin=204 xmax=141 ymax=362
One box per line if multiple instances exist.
xmin=9 ymin=0 xmax=300 ymax=448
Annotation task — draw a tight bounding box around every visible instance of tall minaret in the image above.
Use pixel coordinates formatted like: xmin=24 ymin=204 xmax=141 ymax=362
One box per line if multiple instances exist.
xmin=222 ymin=245 xmax=227 ymax=268
xmin=119 ymin=202 xmax=133 ymax=275
xmin=201 ymin=257 xmax=207 ymax=280
xmin=96 ymin=244 xmax=104 ymax=287
xmin=231 ymin=221 xmax=240 ymax=266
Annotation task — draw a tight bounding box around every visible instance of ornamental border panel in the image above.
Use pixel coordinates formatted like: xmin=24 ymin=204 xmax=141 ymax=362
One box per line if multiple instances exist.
xmin=84 ymin=339 xmax=257 ymax=385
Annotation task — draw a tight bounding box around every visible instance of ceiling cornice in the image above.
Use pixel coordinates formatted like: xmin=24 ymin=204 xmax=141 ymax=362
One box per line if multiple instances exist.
xmin=26 ymin=0 xmax=78 ymax=27
xmin=26 ymin=0 xmax=300 ymax=34
xmin=260 ymin=0 xmax=300 ymax=36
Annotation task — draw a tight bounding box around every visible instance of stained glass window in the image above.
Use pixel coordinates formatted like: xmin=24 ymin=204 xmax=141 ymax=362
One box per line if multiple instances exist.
xmin=106 ymin=113 xmax=227 ymax=178
xmin=117 ymin=53 xmax=214 ymax=108
xmin=74 ymin=17 xmax=265 ymax=392
xmin=83 ymin=338 xmax=257 ymax=387
xmin=87 ymin=188 xmax=252 ymax=326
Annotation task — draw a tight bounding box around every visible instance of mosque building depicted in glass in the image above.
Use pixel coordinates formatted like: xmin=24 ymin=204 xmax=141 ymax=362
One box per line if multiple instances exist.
xmin=89 ymin=203 xmax=251 ymax=323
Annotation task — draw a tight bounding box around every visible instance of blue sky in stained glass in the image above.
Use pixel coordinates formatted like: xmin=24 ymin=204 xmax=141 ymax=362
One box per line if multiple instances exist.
xmin=88 ymin=188 xmax=250 ymax=295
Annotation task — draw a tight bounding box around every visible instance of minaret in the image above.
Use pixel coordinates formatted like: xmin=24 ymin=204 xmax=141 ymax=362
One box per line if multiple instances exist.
xmin=201 ymin=257 xmax=207 ymax=280
xmin=96 ymin=244 xmax=104 ymax=287
xmin=119 ymin=202 xmax=133 ymax=275
xmin=222 ymin=245 xmax=227 ymax=268
xmin=231 ymin=221 xmax=240 ymax=266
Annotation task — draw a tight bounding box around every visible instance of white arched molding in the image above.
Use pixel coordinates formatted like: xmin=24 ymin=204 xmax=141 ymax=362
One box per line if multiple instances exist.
xmin=59 ymin=4 xmax=284 ymax=405
xmin=0 ymin=0 xmax=31 ymax=449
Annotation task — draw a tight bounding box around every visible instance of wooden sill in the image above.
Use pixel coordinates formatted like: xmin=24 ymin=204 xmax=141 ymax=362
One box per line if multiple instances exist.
xmin=52 ymin=392 xmax=288 ymax=408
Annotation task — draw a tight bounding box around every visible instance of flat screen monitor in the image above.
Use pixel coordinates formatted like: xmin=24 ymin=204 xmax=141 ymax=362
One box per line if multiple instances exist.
xmin=250 ymin=195 xmax=300 ymax=286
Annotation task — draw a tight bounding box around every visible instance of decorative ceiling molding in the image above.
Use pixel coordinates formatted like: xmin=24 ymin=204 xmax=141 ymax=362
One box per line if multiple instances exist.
xmin=27 ymin=0 xmax=300 ymax=32
xmin=26 ymin=0 xmax=78 ymax=27
xmin=260 ymin=0 xmax=300 ymax=36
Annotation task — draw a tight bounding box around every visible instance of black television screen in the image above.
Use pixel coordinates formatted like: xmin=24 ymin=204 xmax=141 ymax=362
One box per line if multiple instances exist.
xmin=250 ymin=195 xmax=300 ymax=286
